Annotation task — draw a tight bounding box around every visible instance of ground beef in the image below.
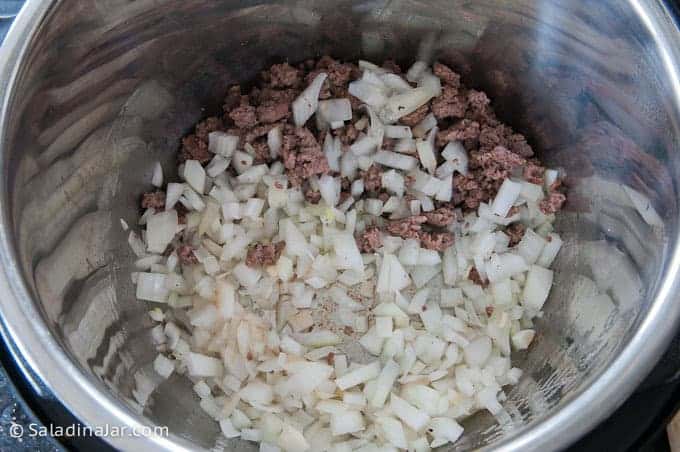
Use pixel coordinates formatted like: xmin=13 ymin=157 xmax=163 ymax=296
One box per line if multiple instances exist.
xmin=244 ymin=123 xmax=280 ymax=144
xmin=470 ymin=146 xmax=527 ymax=197
xmin=506 ymin=223 xmax=526 ymax=247
xmin=257 ymin=101 xmax=290 ymax=124
xmin=399 ymin=103 xmax=430 ymax=127
xmin=420 ymin=232 xmax=455 ymax=251
xmin=334 ymin=124 xmax=359 ymax=145
xmin=281 ymin=127 xmax=330 ymax=186
xmin=477 ymin=123 xmax=534 ymax=158
xmin=540 ymin=192 xmax=566 ymax=214
xmin=223 ymin=85 xmax=243 ymax=112
xmin=304 ymin=187 xmax=322 ymax=204
xmin=229 ymin=104 xmax=258 ymax=129
xmin=246 ymin=242 xmax=286 ymax=267
xmin=468 ymin=266 xmax=488 ymax=287
xmin=356 ymin=226 xmax=382 ymax=253
xmin=362 ymin=165 xmax=383 ymax=193
xmin=508 ymin=133 xmax=534 ymax=157
xmin=385 ymin=216 xmax=427 ymax=239
xmin=316 ymin=56 xmax=355 ymax=87
xmin=254 ymin=87 xmax=298 ymax=105
xmin=433 ymin=62 xmax=461 ymax=88
xmin=478 ymin=124 xmax=509 ymax=152
xmin=141 ymin=191 xmax=165 ymax=210
xmin=436 ymin=119 xmax=480 ymax=146
xmin=269 ymin=63 xmax=302 ymax=88
xmin=179 ymin=135 xmax=212 ymax=164
xmin=176 ymin=203 xmax=188 ymax=225
xmin=474 ymin=146 xmax=525 ymax=172
xmin=467 ymin=90 xmax=490 ymax=116
xmin=423 ymin=207 xmax=456 ymax=227
xmin=431 ymin=86 xmax=467 ymax=120
xmin=453 ymin=174 xmax=488 ymax=209
xmin=450 ymin=146 xmax=526 ymax=209
xmin=252 ymin=141 xmax=271 ymax=164
xmin=195 ymin=116 xmax=224 ymax=141
xmin=177 ymin=245 xmax=198 ymax=265
xmin=523 ymin=163 xmax=545 ymax=185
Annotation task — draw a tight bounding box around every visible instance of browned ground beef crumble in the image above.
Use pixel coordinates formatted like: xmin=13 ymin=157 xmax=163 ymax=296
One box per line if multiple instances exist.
xmin=143 ymin=57 xmax=565 ymax=256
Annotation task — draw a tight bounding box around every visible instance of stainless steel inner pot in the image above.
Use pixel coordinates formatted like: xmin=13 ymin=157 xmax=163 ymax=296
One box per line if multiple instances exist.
xmin=1 ymin=0 xmax=680 ymax=450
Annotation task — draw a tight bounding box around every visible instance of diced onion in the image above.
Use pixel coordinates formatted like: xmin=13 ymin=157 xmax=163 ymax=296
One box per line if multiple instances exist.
xmin=151 ymin=161 xmax=163 ymax=187
xmin=209 ymin=132 xmax=239 ymax=157
xmin=318 ymin=99 xmax=353 ymax=123
xmin=293 ymin=72 xmax=328 ymax=126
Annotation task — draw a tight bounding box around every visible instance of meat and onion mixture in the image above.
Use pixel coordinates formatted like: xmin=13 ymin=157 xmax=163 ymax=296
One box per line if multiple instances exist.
xmin=130 ymin=57 xmax=566 ymax=451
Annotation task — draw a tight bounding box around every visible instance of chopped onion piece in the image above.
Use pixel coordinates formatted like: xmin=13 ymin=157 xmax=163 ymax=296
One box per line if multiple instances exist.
xmin=237 ymin=164 xmax=268 ymax=184
xmin=332 ymin=232 xmax=364 ymax=273
xmin=516 ymin=229 xmax=547 ymax=265
xmin=379 ymin=87 xmax=436 ymax=124
xmin=293 ymin=72 xmax=328 ymax=126
xmin=373 ymin=151 xmax=419 ymax=171
xmin=370 ymin=359 xmax=400 ymax=408
xmin=429 ymin=417 xmax=464 ymax=446
xmin=381 ymin=170 xmax=405 ymax=197
xmin=278 ymin=424 xmax=309 ymax=452
xmin=151 ymin=161 xmax=163 ymax=187
xmin=376 ymin=254 xmax=411 ymax=293
xmin=330 ymin=411 xmax=365 ymax=436
xmin=136 ymin=273 xmax=169 ymax=302
xmin=389 ymin=394 xmax=430 ymax=432
xmin=319 ymin=175 xmax=341 ymax=207
xmin=406 ymin=61 xmax=427 ymax=82
xmin=206 ymin=155 xmax=230 ymax=178
xmin=411 ymin=169 xmax=442 ymax=196
xmin=187 ymin=352 xmax=223 ymax=377
xmin=412 ymin=113 xmax=437 ymax=138
xmin=416 ymin=137 xmax=437 ymax=175
xmin=464 ymin=336 xmax=492 ymax=367
xmin=491 ymin=179 xmax=522 ymax=217
xmin=232 ymin=150 xmax=253 ymax=174
xmin=441 ymin=141 xmax=468 ymax=175
xmin=267 ymin=126 xmax=283 ymax=159
xmin=381 ymin=73 xmax=412 ymax=92
xmin=394 ymin=138 xmax=416 ymax=154
xmin=219 ymin=419 xmax=240 ymax=439
xmin=183 ymin=160 xmax=206 ymax=194
xmin=146 ymin=210 xmax=178 ymax=253
xmin=512 ymin=330 xmax=535 ymax=350
xmin=435 ymin=174 xmax=453 ymax=202
xmin=323 ymin=133 xmax=342 ymax=172
xmin=376 ymin=417 xmax=408 ymax=449
xmin=209 ymin=132 xmax=239 ymax=157
xmin=537 ymin=233 xmax=563 ymax=267
xmin=385 ymin=125 xmax=413 ymax=139
xmin=523 ymin=265 xmax=553 ymax=310
xmin=319 ymin=98 xmax=352 ymax=123
xmin=348 ymin=80 xmax=388 ymax=108
xmin=335 ymin=361 xmax=381 ymax=390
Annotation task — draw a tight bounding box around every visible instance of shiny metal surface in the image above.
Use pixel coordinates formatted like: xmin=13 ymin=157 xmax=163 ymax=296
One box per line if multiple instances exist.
xmin=0 ymin=0 xmax=679 ymax=450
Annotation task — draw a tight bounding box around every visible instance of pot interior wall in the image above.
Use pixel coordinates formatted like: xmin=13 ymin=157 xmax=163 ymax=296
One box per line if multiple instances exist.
xmin=3 ymin=0 xmax=678 ymax=449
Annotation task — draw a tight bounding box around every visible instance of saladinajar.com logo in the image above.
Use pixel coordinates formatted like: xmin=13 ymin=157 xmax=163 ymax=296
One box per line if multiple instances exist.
xmin=9 ymin=421 xmax=169 ymax=439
